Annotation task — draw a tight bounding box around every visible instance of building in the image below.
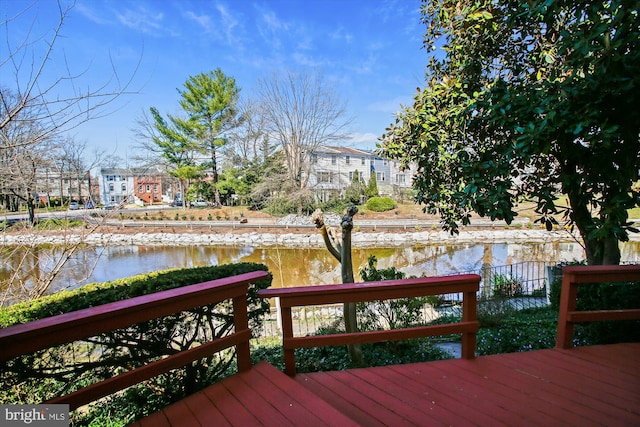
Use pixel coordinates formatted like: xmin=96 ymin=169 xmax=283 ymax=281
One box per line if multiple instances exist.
xmin=99 ymin=168 xmax=133 ymax=206
xmin=34 ymin=169 xmax=98 ymax=206
xmin=305 ymin=146 xmax=416 ymax=202
xmin=99 ymin=167 xmax=179 ymax=206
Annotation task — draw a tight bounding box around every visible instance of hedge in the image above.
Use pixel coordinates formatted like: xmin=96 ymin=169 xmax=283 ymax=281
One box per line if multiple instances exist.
xmin=365 ymin=196 xmax=396 ymax=212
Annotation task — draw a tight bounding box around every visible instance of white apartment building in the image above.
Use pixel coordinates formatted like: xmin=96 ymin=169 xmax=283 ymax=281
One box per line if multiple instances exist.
xmin=99 ymin=168 xmax=135 ymax=205
xmin=305 ymin=146 xmax=416 ymax=202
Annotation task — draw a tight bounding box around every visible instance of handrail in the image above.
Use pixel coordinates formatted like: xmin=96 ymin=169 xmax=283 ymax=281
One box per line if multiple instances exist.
xmin=556 ymin=265 xmax=640 ymax=349
xmin=259 ymin=274 xmax=481 ymax=376
xmin=0 ymin=270 xmax=269 ymax=410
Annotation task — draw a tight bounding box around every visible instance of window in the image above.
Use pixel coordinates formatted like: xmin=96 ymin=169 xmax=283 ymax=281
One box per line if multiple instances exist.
xmin=108 ymin=183 xmax=114 ymax=192
xmin=312 ymin=154 xmax=318 ymax=164
xmin=121 ymin=183 xmax=126 ymax=192
xmin=331 ymin=155 xmax=337 ymax=165
xmin=345 ymin=155 xmax=350 ymax=164
xmin=361 ymin=157 xmax=365 ymax=165
xmin=138 ymin=185 xmax=143 ymax=192
xmin=318 ymin=172 xmax=332 ymax=183
xmin=376 ymin=172 xmax=386 ymax=182
xmin=146 ymin=184 xmax=151 ymax=192
xmin=153 ymin=184 xmax=158 ymax=192
xmin=396 ymin=174 xmax=406 ymax=184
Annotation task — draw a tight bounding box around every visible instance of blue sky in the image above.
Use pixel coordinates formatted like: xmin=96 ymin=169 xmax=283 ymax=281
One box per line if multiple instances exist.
xmin=2 ymin=0 xmax=427 ymax=161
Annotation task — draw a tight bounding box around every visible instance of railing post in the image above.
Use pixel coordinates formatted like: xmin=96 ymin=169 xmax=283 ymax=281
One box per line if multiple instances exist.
xmin=232 ymin=287 xmax=251 ymax=372
xmin=281 ymin=305 xmax=296 ymax=376
xmin=462 ymin=289 xmax=477 ymax=359
xmin=556 ymin=270 xmax=578 ymax=349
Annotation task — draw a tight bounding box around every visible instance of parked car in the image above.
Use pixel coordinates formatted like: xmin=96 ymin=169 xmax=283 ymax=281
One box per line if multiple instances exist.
xmin=104 ymin=202 xmax=120 ymax=210
xmin=169 ymin=200 xmax=183 ymax=207
xmin=191 ymin=199 xmax=209 ymax=208
xmin=68 ymin=202 xmax=80 ymax=210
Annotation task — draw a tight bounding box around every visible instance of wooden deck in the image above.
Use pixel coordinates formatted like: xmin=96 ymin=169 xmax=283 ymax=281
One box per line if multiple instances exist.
xmin=130 ymin=342 xmax=640 ymax=426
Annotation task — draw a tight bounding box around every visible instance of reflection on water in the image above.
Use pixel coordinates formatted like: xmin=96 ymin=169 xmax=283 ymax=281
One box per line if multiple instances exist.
xmin=2 ymin=241 xmax=639 ymax=304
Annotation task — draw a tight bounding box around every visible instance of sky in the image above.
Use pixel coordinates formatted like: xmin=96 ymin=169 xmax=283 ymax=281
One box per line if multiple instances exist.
xmin=2 ymin=0 xmax=428 ymax=162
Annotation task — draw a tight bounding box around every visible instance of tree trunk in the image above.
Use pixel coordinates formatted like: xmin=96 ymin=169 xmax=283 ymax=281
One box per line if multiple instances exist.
xmin=27 ymin=193 xmax=36 ymax=226
xmin=340 ymin=206 xmax=363 ymax=366
xmin=211 ymin=141 xmax=222 ymax=207
xmin=313 ymin=207 xmax=363 ymax=366
xmin=567 ymin=189 xmax=621 ymax=265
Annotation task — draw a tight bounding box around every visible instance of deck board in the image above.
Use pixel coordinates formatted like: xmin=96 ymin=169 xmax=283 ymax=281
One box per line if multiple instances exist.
xmin=468 ymin=352 xmax=624 ymax=425
xmin=297 ymin=343 xmax=640 ymax=426
xmin=131 ymin=343 xmax=640 ymax=426
xmin=446 ymin=355 xmax=610 ymax=427
xmin=388 ymin=357 xmax=566 ymax=426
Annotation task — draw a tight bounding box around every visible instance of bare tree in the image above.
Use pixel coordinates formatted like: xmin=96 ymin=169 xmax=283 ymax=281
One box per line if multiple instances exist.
xmin=255 ymin=70 xmax=352 ymax=212
xmin=1 ymin=1 xmax=138 ymax=220
xmin=0 ymin=1 xmax=138 ymax=301
xmin=1 ymin=2 xmax=138 ymax=147
xmin=224 ymin=98 xmax=275 ymax=167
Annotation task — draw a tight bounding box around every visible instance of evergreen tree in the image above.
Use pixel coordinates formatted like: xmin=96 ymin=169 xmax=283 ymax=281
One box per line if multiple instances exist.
xmin=366 ymin=171 xmax=379 ymax=198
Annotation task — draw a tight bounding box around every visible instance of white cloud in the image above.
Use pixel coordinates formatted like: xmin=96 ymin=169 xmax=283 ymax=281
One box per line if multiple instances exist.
xmin=75 ymin=3 xmax=110 ymax=25
xmin=116 ymin=7 xmax=165 ymax=35
xmin=216 ymin=4 xmax=242 ymax=46
xmin=184 ymin=11 xmax=213 ymax=33
xmin=369 ymin=96 xmax=413 ymax=114
xmin=348 ymin=132 xmax=380 ymax=147
xmin=330 ymin=27 xmax=353 ymax=44
xmin=292 ymin=52 xmax=328 ymax=68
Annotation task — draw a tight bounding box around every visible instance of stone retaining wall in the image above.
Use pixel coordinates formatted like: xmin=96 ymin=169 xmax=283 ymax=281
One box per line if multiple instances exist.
xmin=0 ymin=229 xmax=586 ymax=248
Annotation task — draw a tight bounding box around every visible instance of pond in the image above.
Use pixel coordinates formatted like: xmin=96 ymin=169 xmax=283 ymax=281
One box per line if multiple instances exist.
xmin=3 ymin=240 xmax=640 ymax=305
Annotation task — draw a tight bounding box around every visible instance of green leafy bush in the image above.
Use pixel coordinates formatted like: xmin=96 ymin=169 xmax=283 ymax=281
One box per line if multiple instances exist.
xmin=0 ymin=263 xmax=272 ymax=426
xmin=357 ymin=256 xmax=427 ymax=331
xmin=253 ymin=325 xmax=452 ymax=374
xmin=575 ymin=280 xmax=640 ymax=344
xmin=365 ymin=196 xmax=396 ymax=212
xmin=548 ymin=261 xmax=585 ymax=310
xmin=476 ymin=306 xmax=593 ymax=355
xmin=491 ymin=273 xmax=524 ymax=298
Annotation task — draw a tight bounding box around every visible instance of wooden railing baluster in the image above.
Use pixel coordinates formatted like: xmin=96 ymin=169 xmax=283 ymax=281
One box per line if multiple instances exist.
xmin=556 ymin=265 xmax=640 ymax=349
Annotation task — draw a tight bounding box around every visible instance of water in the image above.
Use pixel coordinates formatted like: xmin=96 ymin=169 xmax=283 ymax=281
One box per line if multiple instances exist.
xmin=3 ymin=241 xmax=639 ymax=304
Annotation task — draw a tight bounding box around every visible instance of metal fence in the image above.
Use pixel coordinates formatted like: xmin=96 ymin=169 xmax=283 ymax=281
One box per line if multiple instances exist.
xmin=256 ymin=261 xmax=559 ymax=339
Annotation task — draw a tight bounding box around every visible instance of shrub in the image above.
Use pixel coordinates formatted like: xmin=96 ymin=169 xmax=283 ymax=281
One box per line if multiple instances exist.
xmin=319 ymin=197 xmax=353 ymax=214
xmin=33 ymin=219 xmax=84 ymax=230
xmin=491 ymin=273 xmax=524 ymax=298
xmin=365 ymin=196 xmax=396 ymax=212
xmin=252 ymin=325 xmax=452 ymax=374
xmin=357 ymin=256 xmax=427 ymax=331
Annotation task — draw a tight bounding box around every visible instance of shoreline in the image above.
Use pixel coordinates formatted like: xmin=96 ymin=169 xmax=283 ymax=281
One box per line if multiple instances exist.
xmin=0 ymin=228 xmax=593 ymax=248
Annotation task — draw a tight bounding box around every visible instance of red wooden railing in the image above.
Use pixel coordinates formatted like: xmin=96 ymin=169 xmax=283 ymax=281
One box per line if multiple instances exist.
xmin=259 ymin=274 xmax=481 ymax=376
xmin=0 ymin=270 xmax=269 ymax=410
xmin=556 ymin=265 xmax=640 ymax=349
